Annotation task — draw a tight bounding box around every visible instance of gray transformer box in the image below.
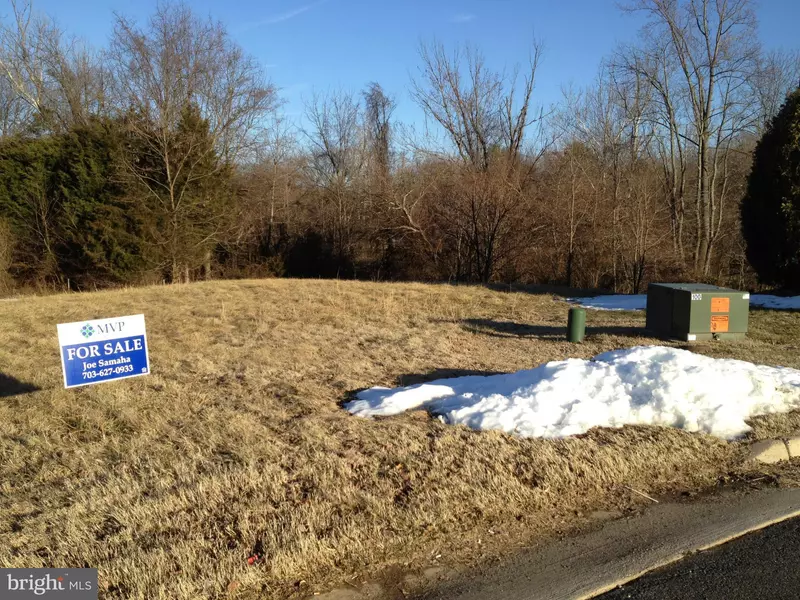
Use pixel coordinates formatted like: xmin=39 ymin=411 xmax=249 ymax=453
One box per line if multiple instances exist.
xmin=646 ymin=283 xmax=750 ymax=341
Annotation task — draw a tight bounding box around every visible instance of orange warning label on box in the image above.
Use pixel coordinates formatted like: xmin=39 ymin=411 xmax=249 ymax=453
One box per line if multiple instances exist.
xmin=711 ymin=297 xmax=730 ymax=313
xmin=711 ymin=315 xmax=729 ymax=333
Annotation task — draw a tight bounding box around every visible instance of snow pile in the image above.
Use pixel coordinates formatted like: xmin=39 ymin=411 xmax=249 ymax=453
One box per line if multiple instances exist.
xmin=568 ymin=294 xmax=800 ymax=311
xmin=568 ymin=295 xmax=647 ymax=311
xmin=345 ymin=346 xmax=800 ymax=439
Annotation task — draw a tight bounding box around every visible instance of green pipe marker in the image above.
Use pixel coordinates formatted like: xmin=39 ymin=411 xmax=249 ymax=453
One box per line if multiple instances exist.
xmin=567 ymin=307 xmax=586 ymax=343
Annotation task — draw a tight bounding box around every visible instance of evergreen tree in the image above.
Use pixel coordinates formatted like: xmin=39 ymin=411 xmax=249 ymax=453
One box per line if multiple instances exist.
xmin=0 ymin=135 xmax=61 ymax=282
xmin=0 ymin=120 xmax=145 ymax=288
xmin=52 ymin=120 xmax=146 ymax=286
xmin=127 ymin=103 xmax=231 ymax=282
xmin=742 ymin=89 xmax=800 ymax=288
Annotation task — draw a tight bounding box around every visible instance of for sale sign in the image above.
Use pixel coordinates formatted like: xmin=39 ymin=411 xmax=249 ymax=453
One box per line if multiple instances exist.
xmin=58 ymin=314 xmax=150 ymax=388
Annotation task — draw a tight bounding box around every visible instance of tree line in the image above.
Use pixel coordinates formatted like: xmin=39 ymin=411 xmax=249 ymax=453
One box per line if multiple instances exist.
xmin=0 ymin=0 xmax=798 ymax=294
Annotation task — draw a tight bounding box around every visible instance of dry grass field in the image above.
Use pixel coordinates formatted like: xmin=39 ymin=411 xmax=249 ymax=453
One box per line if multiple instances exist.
xmin=1 ymin=279 xmax=799 ymax=599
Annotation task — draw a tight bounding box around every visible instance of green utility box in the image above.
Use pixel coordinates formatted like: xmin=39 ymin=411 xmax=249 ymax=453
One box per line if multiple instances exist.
xmin=646 ymin=283 xmax=750 ymax=341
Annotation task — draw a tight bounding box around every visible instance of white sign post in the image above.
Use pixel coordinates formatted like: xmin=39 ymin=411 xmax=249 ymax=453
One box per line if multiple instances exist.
xmin=57 ymin=314 xmax=150 ymax=389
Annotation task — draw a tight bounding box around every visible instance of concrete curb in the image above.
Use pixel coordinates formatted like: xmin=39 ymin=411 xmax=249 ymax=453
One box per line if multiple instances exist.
xmin=748 ymin=435 xmax=800 ymax=464
xmin=412 ymin=488 xmax=800 ymax=600
xmin=580 ymin=504 xmax=800 ymax=599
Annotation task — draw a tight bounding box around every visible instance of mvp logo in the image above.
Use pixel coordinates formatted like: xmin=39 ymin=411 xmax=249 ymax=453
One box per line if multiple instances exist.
xmin=95 ymin=321 xmax=125 ymax=334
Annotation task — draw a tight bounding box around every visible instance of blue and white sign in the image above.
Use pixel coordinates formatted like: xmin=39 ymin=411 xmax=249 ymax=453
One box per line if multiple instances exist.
xmin=57 ymin=314 xmax=150 ymax=389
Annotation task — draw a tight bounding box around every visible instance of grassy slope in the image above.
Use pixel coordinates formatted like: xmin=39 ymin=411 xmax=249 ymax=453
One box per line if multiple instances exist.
xmin=1 ymin=279 xmax=798 ymax=598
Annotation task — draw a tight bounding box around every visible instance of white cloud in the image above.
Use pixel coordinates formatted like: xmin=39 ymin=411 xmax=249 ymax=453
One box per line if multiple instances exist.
xmin=249 ymin=1 xmax=327 ymax=28
xmin=451 ymin=13 xmax=476 ymax=23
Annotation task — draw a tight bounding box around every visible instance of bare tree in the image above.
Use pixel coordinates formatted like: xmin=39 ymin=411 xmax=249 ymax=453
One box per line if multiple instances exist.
xmin=411 ymin=40 xmax=544 ymax=171
xmin=303 ymin=89 xmax=367 ymax=263
xmin=624 ymin=0 xmax=760 ymax=275
xmin=363 ymin=82 xmax=395 ymax=188
xmin=550 ymin=144 xmax=595 ymax=287
xmin=553 ymin=77 xmax=628 ymax=289
xmin=618 ymin=45 xmax=690 ymax=262
xmin=109 ymin=2 xmax=276 ymax=282
xmin=234 ymin=114 xmax=300 ymax=261
xmin=0 ymin=0 xmax=107 ymax=132
xmin=548 ymin=61 xmax=674 ymax=293
xmin=44 ymin=37 xmax=108 ymax=128
xmin=750 ymin=49 xmax=800 ymax=133
xmin=0 ymin=0 xmax=53 ymax=127
xmin=404 ymin=40 xmax=549 ymax=282
xmin=0 ymin=74 xmax=27 ymax=135
xmin=111 ymin=3 xmax=275 ymax=160
xmin=304 ymin=90 xmax=365 ymax=187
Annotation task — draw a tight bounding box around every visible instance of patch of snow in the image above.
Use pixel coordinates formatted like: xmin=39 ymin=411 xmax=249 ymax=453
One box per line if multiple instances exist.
xmin=751 ymin=295 xmax=800 ymax=310
xmin=345 ymin=346 xmax=800 ymax=440
xmin=568 ymin=294 xmax=800 ymax=311
xmin=568 ymin=295 xmax=647 ymax=311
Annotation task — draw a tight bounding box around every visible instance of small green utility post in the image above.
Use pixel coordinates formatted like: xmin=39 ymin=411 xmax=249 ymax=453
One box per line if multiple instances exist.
xmin=567 ymin=307 xmax=586 ymax=343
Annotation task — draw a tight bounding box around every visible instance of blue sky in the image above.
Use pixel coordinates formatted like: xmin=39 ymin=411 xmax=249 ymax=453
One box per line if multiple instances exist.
xmin=27 ymin=0 xmax=800 ymax=128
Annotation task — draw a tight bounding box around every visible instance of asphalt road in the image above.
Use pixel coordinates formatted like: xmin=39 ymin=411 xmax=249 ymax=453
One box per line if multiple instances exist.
xmin=407 ymin=489 xmax=800 ymax=600
xmin=598 ymin=516 xmax=800 ymax=600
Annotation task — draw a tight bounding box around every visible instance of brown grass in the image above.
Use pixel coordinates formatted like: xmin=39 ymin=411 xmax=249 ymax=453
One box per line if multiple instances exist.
xmin=0 ymin=279 xmax=798 ymax=598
